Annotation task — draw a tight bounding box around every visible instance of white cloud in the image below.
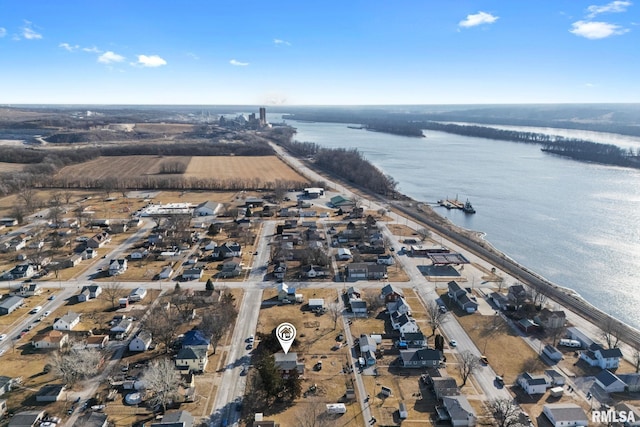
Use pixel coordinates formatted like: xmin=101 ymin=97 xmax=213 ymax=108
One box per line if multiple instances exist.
xmin=0 ymin=27 xmax=6 ymax=38
xmin=98 ymin=51 xmax=125 ymax=64
xmin=82 ymin=46 xmax=101 ymax=53
xmin=230 ymin=59 xmax=249 ymax=66
xmin=136 ymin=54 xmax=167 ymax=67
xmin=585 ymin=83 xmax=595 ymax=87
xmin=274 ymin=38 xmax=291 ymax=46
xmin=587 ymin=1 xmax=632 ymax=18
xmin=59 ymin=42 xmax=79 ymax=52
xmin=22 ymin=21 xmax=42 ymax=39
xmin=186 ymin=52 xmax=199 ymax=60
xmin=459 ymin=11 xmax=499 ymax=28
xmin=570 ymin=20 xmax=629 ymax=38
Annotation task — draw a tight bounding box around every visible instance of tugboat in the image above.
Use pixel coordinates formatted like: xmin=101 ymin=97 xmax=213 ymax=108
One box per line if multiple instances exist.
xmin=462 ymin=199 xmax=476 ymax=214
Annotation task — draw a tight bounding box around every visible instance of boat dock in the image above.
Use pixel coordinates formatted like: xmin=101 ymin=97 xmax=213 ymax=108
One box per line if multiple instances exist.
xmin=437 ymin=197 xmax=476 ymax=214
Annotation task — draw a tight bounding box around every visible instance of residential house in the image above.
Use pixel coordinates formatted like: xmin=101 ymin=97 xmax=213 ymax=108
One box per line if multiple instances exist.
xmin=391 ymin=312 xmax=420 ymax=334
xmin=595 ymin=369 xmax=627 ymax=393
xmin=377 ymin=254 xmax=394 ymax=265
xmin=0 ymin=376 xmax=15 ymax=396
xmin=350 ymin=299 xmax=367 ymax=315
xmin=109 ymin=258 xmax=127 ymax=276
xmin=176 ymin=346 xmax=208 ymax=373
xmin=545 ymin=369 xmax=566 ymax=386
xmin=337 ymin=248 xmax=352 ymax=260
xmin=440 ymin=396 xmax=477 ymax=427
xmin=534 ymin=308 xmax=567 ymax=330
xmin=507 ymin=284 xmax=531 ymax=307
xmin=542 ymin=403 xmax=588 ymax=427
xmin=7 ymin=264 xmax=34 ymax=280
xmin=148 ymin=233 xmax=164 ymax=246
xmin=78 ymin=285 xmax=102 ymax=302
xmin=301 ymin=265 xmax=327 ymax=279
xmin=381 ymin=284 xmax=404 ymax=302
xmin=86 ymin=231 xmax=110 ymax=248
xmin=129 ymin=287 xmax=147 ymax=302
xmin=159 ymin=266 xmax=173 ymax=280
xmin=35 ymin=384 xmax=65 ymax=402
xmin=53 ymin=312 xmax=81 ymax=331
xmin=346 ymin=286 xmax=362 ymax=300
xmin=7 ymin=238 xmax=26 ymax=252
xmin=387 ymin=297 xmax=412 ymax=316
xmin=542 ymin=344 xmax=563 ymax=362
xmin=111 ymin=318 xmax=133 ymax=335
xmin=63 ymin=254 xmax=83 ymax=268
xmin=489 ymin=292 xmax=510 ymax=310
xmin=330 ymin=195 xmax=354 ymax=209
xmin=8 ymin=410 xmax=45 ymax=427
xmin=150 ymin=410 xmax=195 ymax=427
xmin=32 ymin=330 xmax=68 ymax=349
xmin=182 ymin=267 xmax=203 ymax=280
xmin=432 ymin=377 xmax=460 ymax=399
xmin=74 ymin=412 xmax=108 ymax=427
xmin=272 ymin=261 xmax=287 ymax=280
xmin=0 ymin=218 xmax=18 ymax=226
xmin=0 ymin=296 xmax=24 ymax=315
xmin=346 ymin=262 xmax=386 ymax=280
xmin=277 ymin=283 xmax=296 ymax=302
xmin=447 ymin=281 xmax=478 ymax=313
xmin=517 ymin=372 xmax=549 ymax=395
xmin=110 ymin=222 xmax=128 ymax=234
xmin=130 ymin=249 xmax=149 ymax=260
xmin=17 ymin=283 xmax=42 ymax=297
xmin=402 ymin=332 xmax=427 ymax=348
xmin=220 ymin=257 xmax=242 ymax=278
xmin=619 ymin=373 xmax=640 ymax=392
xmin=399 ymin=348 xmax=442 ymax=368
xmin=213 ymin=242 xmax=242 ymax=259
xmin=82 ymin=247 xmax=98 ymax=259
xmin=194 ymin=201 xmax=221 ymax=216
xmin=566 ymin=326 xmax=596 ymax=349
xmin=182 ymin=330 xmax=211 ymax=350
xmin=579 ymin=344 xmax=623 ymax=369
xmin=129 ymin=331 xmax=153 ymax=352
xmin=86 ymin=335 xmax=109 ymax=349
xmin=274 ymin=352 xmax=305 ymax=378
xmin=304 ymin=187 xmax=324 ymax=198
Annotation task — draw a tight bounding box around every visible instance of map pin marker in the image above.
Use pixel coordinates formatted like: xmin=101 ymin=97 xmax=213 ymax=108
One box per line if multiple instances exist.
xmin=276 ymin=322 xmax=296 ymax=354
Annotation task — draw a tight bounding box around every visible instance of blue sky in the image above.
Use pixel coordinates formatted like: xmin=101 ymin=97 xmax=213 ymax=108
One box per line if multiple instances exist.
xmin=0 ymin=0 xmax=638 ymax=105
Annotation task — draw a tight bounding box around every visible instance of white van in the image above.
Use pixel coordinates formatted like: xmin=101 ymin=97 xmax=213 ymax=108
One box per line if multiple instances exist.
xmin=30 ymin=306 xmax=42 ymax=314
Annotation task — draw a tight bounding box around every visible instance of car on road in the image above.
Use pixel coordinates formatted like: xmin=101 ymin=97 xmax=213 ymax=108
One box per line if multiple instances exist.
xmin=0 ymin=334 xmax=7 ymax=341
xmin=30 ymin=306 xmax=42 ymax=314
xmin=43 ymin=311 xmax=51 ymax=317
xmin=246 ymin=343 xmax=253 ymax=350
xmin=495 ymin=375 xmax=504 ymax=385
xmin=48 ymin=294 xmax=56 ymax=300
xmin=449 ymin=339 xmax=457 ymax=347
xmin=480 ymin=355 xmax=489 ymax=364
xmin=246 ymin=335 xmax=254 ymax=343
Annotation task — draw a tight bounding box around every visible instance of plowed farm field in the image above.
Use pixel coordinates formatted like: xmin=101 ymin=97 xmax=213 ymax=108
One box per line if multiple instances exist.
xmin=183 ymin=155 xmax=306 ymax=182
xmin=55 ymin=155 xmax=307 ymax=183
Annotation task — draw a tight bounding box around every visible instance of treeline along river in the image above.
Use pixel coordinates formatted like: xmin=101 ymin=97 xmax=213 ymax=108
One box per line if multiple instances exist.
xmin=276 ymin=115 xmax=640 ymax=331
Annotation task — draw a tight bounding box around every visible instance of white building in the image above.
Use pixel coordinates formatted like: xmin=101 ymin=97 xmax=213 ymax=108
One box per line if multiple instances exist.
xmin=542 ymin=403 xmax=588 ymax=427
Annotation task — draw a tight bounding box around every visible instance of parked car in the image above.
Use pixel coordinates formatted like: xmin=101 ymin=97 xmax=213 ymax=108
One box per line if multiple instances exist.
xmin=449 ymin=339 xmax=457 ymax=347
xmin=0 ymin=334 xmax=7 ymax=341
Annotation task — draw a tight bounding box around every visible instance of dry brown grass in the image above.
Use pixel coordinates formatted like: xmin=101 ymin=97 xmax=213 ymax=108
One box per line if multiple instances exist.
xmin=56 ymin=155 xmax=183 ymax=180
xmin=0 ymin=162 xmax=26 ymax=173
xmin=133 ymin=123 xmax=195 ymax=133
xmin=183 ymin=156 xmax=307 ymax=183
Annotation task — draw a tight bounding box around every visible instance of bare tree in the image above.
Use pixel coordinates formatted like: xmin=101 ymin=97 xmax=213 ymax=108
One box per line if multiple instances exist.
xmin=416 ymin=228 xmax=431 ymax=242
xmin=601 ymin=317 xmax=622 ymax=349
xmin=295 ymin=398 xmax=333 ymax=427
xmin=19 ymin=187 xmax=37 ymax=212
xmin=546 ymin=325 xmax=565 ymax=347
xmin=49 ymin=348 xmax=103 ymax=385
xmin=144 ymin=304 xmax=182 ymax=352
xmin=200 ymin=300 xmax=238 ymax=354
xmin=362 ymin=290 xmax=384 ymax=314
xmin=457 ymin=350 xmax=480 ymax=387
xmin=489 ymin=398 xmax=524 ymax=427
xmin=376 ymin=208 xmax=386 ymax=218
xmin=62 ymin=191 xmax=74 ymax=205
xmin=634 ymin=349 xmax=640 ymax=373
xmin=531 ymin=287 xmax=548 ymax=308
xmin=102 ymin=282 xmax=125 ymax=308
xmin=143 ymin=358 xmax=181 ymax=412
xmin=327 ymin=302 xmax=342 ymax=330
xmin=425 ymin=301 xmax=446 ymax=336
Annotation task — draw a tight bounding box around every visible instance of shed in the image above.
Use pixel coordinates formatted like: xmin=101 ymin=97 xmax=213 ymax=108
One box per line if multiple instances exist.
xmin=308 ymin=299 xmax=325 ymax=310
xmin=399 ymin=402 xmax=408 ymax=419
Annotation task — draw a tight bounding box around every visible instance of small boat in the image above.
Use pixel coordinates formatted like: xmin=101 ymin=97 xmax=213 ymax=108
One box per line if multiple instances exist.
xmin=462 ymin=199 xmax=476 ymax=214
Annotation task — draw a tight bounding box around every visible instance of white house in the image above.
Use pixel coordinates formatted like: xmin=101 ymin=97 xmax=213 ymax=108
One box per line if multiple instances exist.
xmin=77 ymin=285 xmax=102 ymax=302
xmin=517 ymin=372 xmax=548 ymax=395
xmin=32 ymin=331 xmax=68 ymax=349
xmin=130 ymin=249 xmax=149 ymax=260
xmin=194 ymin=201 xmax=221 ymax=216
xmin=391 ymin=313 xmax=420 ymax=334
xmin=111 ymin=319 xmax=133 ymax=334
xmin=377 ymin=254 xmax=394 ymax=265
xmin=129 ymin=287 xmax=147 ymax=302
xmin=542 ymin=344 xmax=563 ymax=362
xmin=159 ymin=266 xmax=173 ymax=280
xmin=176 ymin=346 xmax=208 ymax=373
xmin=53 ymin=312 xmax=81 ymax=331
xmin=182 ymin=268 xmax=203 ymax=280
xmin=129 ymin=331 xmax=153 ymax=352
xmin=337 ymin=248 xmax=352 ymax=260
xmin=82 ymin=248 xmax=98 ymax=260
xmin=595 ymin=369 xmax=627 ymax=393
xmin=440 ymin=396 xmax=477 ymax=427
xmin=542 ymin=403 xmax=588 ymax=427
xmin=108 ymin=259 xmax=127 ymax=276
xmin=579 ymin=344 xmax=623 ymax=369
xmin=387 ymin=297 xmax=411 ymax=316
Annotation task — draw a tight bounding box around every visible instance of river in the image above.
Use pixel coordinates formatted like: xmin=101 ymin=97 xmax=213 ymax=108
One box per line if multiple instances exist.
xmin=278 ymin=117 xmax=640 ymax=330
